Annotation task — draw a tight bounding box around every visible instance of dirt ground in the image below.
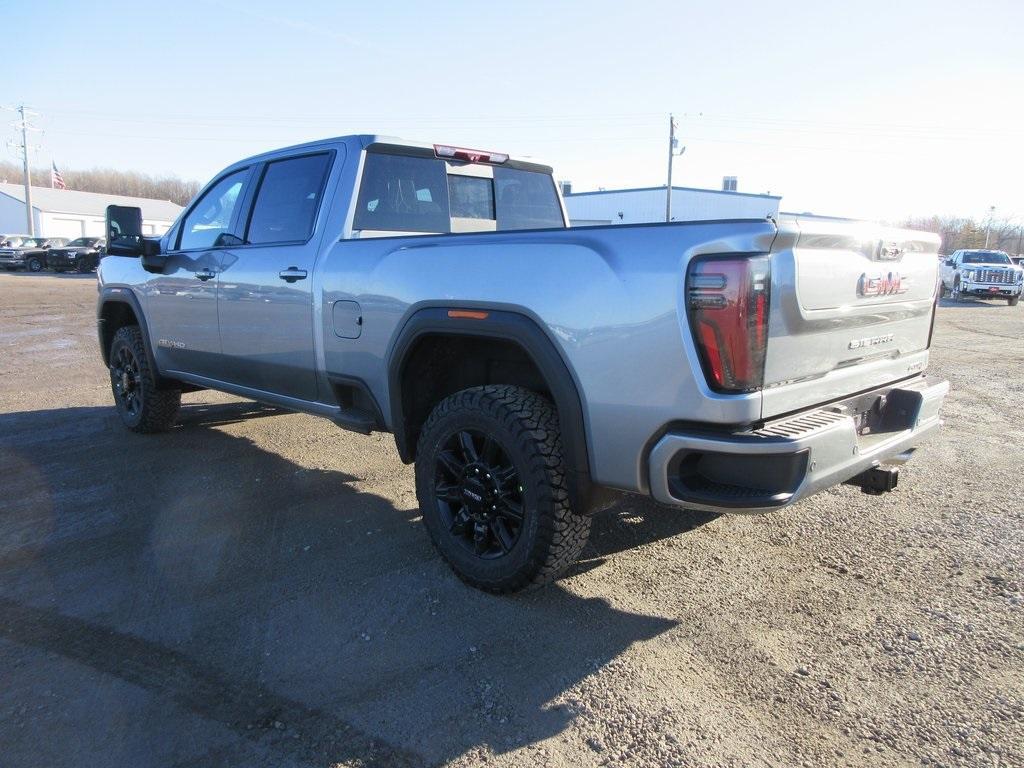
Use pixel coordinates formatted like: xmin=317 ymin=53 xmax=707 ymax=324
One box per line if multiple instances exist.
xmin=0 ymin=271 xmax=1021 ymax=768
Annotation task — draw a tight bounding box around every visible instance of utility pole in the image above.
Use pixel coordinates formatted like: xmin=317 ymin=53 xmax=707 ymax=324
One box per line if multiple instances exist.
xmin=18 ymin=106 xmax=35 ymax=236
xmin=984 ymin=205 xmax=995 ymax=249
xmin=665 ymin=114 xmax=685 ymax=222
xmin=5 ymin=105 xmax=42 ymax=236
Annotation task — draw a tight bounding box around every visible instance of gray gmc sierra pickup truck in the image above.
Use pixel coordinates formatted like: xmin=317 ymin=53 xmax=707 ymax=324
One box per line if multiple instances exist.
xmin=98 ymin=134 xmax=949 ymax=592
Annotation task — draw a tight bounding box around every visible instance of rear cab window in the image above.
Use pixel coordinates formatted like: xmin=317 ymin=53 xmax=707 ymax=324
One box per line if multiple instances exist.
xmin=354 ymin=153 xmax=448 ymax=233
xmin=353 ymin=146 xmax=565 ymax=235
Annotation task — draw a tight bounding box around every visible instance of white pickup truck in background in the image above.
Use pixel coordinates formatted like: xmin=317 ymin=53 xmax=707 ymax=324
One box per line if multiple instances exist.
xmin=939 ymin=249 xmax=1023 ymax=305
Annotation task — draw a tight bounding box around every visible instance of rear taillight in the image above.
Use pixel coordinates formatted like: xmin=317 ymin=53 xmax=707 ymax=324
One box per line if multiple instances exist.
xmin=686 ymin=255 xmax=771 ymax=392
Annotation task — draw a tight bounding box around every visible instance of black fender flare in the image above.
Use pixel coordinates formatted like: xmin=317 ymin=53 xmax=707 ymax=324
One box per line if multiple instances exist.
xmin=97 ymin=288 xmax=163 ymax=382
xmin=387 ymin=307 xmax=600 ymax=511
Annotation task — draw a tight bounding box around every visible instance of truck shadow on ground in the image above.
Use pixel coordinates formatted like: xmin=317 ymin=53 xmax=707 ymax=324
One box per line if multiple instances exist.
xmin=0 ymin=401 xmax=712 ymax=768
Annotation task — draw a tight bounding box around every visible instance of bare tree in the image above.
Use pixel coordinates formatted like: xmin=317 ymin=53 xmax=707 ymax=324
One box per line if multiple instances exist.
xmin=0 ymin=161 xmax=200 ymax=207
xmin=903 ymin=214 xmax=1022 ymax=256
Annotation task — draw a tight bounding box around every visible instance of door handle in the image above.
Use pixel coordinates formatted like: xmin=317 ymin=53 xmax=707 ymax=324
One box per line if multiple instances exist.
xmin=195 ymin=268 xmax=216 ymax=281
xmin=279 ymin=267 xmax=308 ymax=283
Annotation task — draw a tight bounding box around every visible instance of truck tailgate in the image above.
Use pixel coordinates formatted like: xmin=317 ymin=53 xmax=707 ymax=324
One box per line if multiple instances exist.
xmin=761 ymin=217 xmax=940 ymax=419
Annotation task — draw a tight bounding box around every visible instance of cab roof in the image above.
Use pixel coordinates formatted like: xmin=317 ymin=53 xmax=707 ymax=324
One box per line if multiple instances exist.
xmin=230 ymin=135 xmax=554 ymax=174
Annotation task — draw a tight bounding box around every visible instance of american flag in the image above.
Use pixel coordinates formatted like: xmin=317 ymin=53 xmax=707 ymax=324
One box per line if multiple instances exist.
xmin=51 ymin=162 xmax=67 ymax=190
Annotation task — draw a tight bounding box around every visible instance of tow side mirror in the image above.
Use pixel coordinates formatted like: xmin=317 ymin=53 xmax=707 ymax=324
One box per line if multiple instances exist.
xmin=944 ymin=259 xmax=954 ymax=267
xmin=105 ymin=205 xmax=146 ymax=257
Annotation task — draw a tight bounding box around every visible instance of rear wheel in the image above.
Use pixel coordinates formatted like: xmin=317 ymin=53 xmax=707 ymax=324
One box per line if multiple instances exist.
xmin=108 ymin=325 xmax=181 ymax=433
xmin=415 ymin=385 xmax=591 ymax=593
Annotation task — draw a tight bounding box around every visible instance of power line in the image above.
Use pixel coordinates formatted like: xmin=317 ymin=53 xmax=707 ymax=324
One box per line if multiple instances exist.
xmin=41 ymin=105 xmax=1024 ymax=139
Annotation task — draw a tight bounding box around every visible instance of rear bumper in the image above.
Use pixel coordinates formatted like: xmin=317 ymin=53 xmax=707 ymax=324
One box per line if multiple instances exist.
xmin=648 ymin=376 xmax=948 ymax=514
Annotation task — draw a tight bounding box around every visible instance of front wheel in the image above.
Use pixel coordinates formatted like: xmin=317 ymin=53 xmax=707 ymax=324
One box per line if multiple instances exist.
xmin=108 ymin=325 xmax=181 ymax=433
xmin=26 ymin=257 xmax=43 ymax=272
xmin=78 ymin=258 xmax=94 ymax=274
xmin=1009 ymin=295 xmax=1020 ymax=307
xmin=415 ymin=385 xmax=591 ymax=593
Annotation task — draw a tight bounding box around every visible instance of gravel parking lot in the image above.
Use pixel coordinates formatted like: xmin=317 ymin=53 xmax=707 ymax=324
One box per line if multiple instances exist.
xmin=1 ymin=271 xmax=1021 ymax=768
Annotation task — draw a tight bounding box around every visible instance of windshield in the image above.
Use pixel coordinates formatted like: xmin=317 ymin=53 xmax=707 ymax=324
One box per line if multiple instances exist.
xmin=962 ymin=251 xmax=1011 ymax=264
xmin=68 ymin=238 xmax=97 ymax=247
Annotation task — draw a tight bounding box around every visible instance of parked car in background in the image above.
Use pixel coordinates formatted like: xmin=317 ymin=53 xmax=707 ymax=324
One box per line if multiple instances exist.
xmin=0 ymin=236 xmax=69 ymax=272
xmin=47 ymin=237 xmax=107 ymax=273
xmin=939 ymin=249 xmax=1023 ymax=305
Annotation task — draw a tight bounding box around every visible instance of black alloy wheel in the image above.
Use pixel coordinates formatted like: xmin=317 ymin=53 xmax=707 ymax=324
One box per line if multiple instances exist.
xmin=107 ymin=325 xmax=181 ymax=432
xmin=434 ymin=428 xmax=525 ymax=559
xmin=26 ymin=256 xmax=42 ymax=272
xmin=110 ymin=344 xmax=143 ymax=419
xmin=415 ymin=385 xmax=592 ymax=593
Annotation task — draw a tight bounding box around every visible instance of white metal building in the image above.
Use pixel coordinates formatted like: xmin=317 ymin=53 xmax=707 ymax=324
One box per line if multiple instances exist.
xmin=564 ymin=185 xmax=781 ymax=226
xmin=0 ymin=183 xmax=183 ymax=238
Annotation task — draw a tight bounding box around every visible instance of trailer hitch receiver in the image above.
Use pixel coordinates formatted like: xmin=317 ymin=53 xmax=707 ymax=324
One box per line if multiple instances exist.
xmin=844 ymin=466 xmax=899 ymax=495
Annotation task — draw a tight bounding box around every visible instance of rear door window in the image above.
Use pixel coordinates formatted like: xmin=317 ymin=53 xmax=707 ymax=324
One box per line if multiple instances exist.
xmin=246 ymin=153 xmax=332 ymax=244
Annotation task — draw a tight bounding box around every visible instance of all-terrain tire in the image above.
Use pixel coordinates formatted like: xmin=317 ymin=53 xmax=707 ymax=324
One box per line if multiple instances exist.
xmin=1009 ymin=295 xmax=1020 ymax=306
xmin=415 ymin=385 xmax=591 ymax=593
xmin=108 ymin=325 xmax=181 ymax=433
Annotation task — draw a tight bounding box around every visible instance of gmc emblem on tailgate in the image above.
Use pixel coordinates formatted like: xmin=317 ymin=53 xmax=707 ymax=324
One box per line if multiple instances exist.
xmin=857 ymin=271 xmax=908 ymax=297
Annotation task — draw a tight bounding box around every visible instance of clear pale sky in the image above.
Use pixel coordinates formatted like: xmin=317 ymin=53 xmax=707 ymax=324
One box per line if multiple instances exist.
xmin=3 ymin=0 xmax=1021 ymax=222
